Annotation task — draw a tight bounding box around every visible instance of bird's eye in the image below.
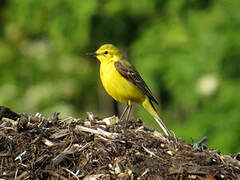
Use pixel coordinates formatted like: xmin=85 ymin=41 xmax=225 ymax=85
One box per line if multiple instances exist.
xmin=104 ymin=51 xmax=108 ymax=54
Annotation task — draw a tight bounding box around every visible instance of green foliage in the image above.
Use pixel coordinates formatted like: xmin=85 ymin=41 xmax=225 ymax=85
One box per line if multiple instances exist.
xmin=0 ymin=0 xmax=239 ymax=153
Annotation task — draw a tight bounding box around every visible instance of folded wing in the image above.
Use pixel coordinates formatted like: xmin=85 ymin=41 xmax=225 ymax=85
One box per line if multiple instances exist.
xmin=114 ymin=60 xmax=159 ymax=105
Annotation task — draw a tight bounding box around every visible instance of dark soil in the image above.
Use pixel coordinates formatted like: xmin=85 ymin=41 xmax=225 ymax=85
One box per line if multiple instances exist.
xmin=0 ymin=106 xmax=239 ymax=180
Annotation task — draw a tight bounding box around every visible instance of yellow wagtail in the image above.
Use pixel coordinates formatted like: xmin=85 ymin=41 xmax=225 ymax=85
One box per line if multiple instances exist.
xmin=87 ymin=44 xmax=170 ymax=136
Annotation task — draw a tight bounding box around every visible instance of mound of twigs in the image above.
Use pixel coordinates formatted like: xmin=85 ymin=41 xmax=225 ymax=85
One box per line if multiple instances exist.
xmin=0 ymin=106 xmax=240 ymax=180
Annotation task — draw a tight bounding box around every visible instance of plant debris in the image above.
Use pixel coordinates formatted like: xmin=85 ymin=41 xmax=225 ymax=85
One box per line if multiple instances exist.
xmin=0 ymin=106 xmax=240 ymax=179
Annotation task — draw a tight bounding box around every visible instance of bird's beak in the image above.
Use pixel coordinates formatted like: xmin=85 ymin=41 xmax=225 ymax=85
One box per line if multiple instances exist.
xmin=86 ymin=52 xmax=97 ymax=56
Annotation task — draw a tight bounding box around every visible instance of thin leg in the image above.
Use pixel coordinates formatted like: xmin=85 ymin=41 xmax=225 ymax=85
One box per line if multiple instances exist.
xmin=120 ymin=104 xmax=129 ymax=121
xmin=126 ymin=103 xmax=132 ymax=121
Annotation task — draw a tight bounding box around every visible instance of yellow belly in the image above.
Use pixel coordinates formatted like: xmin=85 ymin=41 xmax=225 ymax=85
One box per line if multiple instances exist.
xmin=100 ymin=61 xmax=145 ymax=104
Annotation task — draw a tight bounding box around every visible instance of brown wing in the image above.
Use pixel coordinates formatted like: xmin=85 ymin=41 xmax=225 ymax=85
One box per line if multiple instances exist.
xmin=114 ymin=60 xmax=159 ymax=105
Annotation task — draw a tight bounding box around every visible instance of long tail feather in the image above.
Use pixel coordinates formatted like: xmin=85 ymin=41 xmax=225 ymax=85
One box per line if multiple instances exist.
xmin=153 ymin=115 xmax=170 ymax=136
xmin=142 ymin=98 xmax=170 ymax=136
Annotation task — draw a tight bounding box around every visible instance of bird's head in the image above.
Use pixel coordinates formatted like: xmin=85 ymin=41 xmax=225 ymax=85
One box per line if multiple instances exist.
xmin=87 ymin=44 xmax=122 ymax=63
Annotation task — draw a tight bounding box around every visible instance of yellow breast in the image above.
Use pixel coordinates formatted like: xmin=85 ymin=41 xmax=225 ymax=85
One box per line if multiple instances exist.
xmin=100 ymin=61 xmax=145 ymax=104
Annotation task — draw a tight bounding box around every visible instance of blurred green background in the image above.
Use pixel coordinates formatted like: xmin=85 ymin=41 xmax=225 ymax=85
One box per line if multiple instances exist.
xmin=0 ymin=0 xmax=239 ymax=154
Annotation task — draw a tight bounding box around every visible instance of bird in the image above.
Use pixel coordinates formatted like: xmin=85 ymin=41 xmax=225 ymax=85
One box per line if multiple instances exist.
xmin=87 ymin=44 xmax=170 ymax=136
